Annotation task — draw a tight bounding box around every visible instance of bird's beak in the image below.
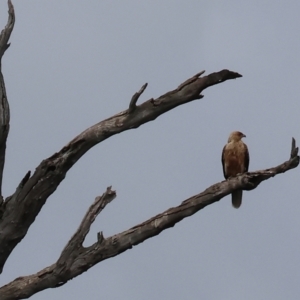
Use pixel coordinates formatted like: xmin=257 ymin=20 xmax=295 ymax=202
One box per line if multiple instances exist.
xmin=243 ymin=134 xmax=246 ymax=138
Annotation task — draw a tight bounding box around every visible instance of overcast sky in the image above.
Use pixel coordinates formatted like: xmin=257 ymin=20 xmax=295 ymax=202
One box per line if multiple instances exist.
xmin=0 ymin=1 xmax=300 ymax=299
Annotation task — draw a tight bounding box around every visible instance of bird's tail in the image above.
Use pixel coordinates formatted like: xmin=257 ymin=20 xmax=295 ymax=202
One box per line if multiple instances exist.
xmin=232 ymin=190 xmax=242 ymax=209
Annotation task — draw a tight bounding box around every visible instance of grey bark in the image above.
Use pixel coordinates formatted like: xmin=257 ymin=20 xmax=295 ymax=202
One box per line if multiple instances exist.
xmin=0 ymin=0 xmax=13 ymax=208
xmin=0 ymin=2 xmax=299 ymax=300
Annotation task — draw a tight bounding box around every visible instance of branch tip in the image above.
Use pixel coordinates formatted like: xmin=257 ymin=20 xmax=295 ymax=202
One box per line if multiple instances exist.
xmin=128 ymin=83 xmax=148 ymax=113
xmin=8 ymin=0 xmax=14 ymax=13
xmin=20 ymin=171 xmax=31 ymax=187
xmin=106 ymin=186 xmax=116 ymax=196
xmin=0 ymin=0 xmax=15 ymax=58
xmin=101 ymin=186 xmax=116 ymax=206
xmin=97 ymin=231 xmax=104 ymax=244
xmin=196 ymin=70 xmax=205 ymax=77
xmin=290 ymin=137 xmax=298 ymax=159
xmin=139 ymin=82 xmax=148 ymax=93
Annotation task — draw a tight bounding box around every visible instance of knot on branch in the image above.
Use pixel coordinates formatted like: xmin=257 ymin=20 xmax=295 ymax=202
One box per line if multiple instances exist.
xmin=241 ymin=172 xmax=272 ymax=191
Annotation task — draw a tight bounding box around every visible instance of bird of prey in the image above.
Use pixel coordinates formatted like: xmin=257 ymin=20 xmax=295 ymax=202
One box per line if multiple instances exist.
xmin=222 ymin=131 xmax=249 ymax=208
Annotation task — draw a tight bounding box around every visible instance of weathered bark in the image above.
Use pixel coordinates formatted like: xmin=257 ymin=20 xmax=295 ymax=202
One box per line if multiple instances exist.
xmin=0 ymin=0 xmax=13 ymax=209
xmin=0 ymin=139 xmax=298 ymax=300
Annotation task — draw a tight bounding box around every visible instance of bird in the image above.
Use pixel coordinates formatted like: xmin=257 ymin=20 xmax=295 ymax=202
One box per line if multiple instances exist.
xmin=222 ymin=131 xmax=249 ymax=208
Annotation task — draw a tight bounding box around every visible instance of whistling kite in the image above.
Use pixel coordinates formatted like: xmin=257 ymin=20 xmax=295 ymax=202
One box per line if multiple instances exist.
xmin=222 ymin=131 xmax=249 ymax=208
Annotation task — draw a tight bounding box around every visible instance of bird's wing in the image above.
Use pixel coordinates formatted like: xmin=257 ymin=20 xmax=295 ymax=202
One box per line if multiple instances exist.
xmin=221 ymin=144 xmax=228 ymax=179
xmin=243 ymin=143 xmax=250 ymax=172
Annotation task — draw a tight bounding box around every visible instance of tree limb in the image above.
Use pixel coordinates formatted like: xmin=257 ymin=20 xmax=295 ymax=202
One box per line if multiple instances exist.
xmin=0 ymin=0 xmax=14 ymax=208
xmin=56 ymin=186 xmax=116 ymax=267
xmin=0 ymin=0 xmax=14 ymax=58
xmin=0 ymin=138 xmax=298 ymax=300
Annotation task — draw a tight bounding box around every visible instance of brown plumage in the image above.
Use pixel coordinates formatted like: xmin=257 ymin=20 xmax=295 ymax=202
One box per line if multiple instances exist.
xmin=222 ymin=131 xmax=249 ymax=208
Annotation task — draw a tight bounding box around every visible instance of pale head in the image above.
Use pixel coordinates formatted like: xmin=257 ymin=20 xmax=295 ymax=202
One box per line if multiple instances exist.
xmin=227 ymin=131 xmax=246 ymax=142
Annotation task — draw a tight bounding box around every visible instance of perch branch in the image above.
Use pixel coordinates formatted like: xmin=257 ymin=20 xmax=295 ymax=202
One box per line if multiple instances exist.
xmin=0 ymin=138 xmax=298 ymax=300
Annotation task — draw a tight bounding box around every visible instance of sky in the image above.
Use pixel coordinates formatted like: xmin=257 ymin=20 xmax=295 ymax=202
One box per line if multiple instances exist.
xmin=0 ymin=0 xmax=300 ymax=299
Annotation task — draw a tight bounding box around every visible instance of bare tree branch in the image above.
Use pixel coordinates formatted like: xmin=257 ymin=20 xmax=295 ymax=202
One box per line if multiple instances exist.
xmin=0 ymin=68 xmax=242 ymax=274
xmin=57 ymin=186 xmax=116 ymax=266
xmin=0 ymin=0 xmax=14 ymax=58
xmin=0 ymin=0 xmax=14 ymax=207
xmin=0 ymin=138 xmax=298 ymax=300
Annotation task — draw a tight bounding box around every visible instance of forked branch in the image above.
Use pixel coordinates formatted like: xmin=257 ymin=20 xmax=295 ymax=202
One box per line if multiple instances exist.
xmin=57 ymin=187 xmax=116 ymax=266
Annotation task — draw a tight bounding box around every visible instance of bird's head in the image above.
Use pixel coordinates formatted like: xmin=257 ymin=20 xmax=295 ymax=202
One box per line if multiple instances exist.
xmin=228 ymin=131 xmax=246 ymax=142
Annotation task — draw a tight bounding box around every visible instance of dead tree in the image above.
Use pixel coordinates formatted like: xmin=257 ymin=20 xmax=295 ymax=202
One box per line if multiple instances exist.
xmin=0 ymin=2 xmax=298 ymax=300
